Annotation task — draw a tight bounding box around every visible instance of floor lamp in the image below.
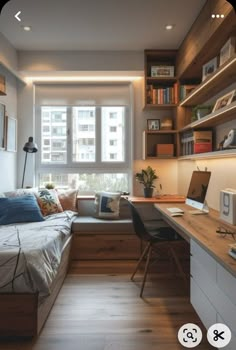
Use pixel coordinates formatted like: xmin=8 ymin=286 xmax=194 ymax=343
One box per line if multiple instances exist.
xmin=22 ymin=137 xmax=38 ymax=188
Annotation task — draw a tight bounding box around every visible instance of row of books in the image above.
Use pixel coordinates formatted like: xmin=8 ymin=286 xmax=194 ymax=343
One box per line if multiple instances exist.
xmin=181 ymin=130 xmax=212 ymax=156
xmin=147 ymin=83 xmax=198 ymax=105
xmin=147 ymin=83 xmax=178 ymax=105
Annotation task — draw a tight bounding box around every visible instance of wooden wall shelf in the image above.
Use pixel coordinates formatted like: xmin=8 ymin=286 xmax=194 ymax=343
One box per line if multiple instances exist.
xmin=178 ymin=149 xmax=236 ymax=161
xmin=179 ymin=56 xmax=236 ymax=107
xmin=180 ymin=101 xmax=236 ymax=131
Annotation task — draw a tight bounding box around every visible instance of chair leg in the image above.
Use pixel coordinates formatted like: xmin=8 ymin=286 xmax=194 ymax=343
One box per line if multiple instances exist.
xmin=140 ymin=244 xmax=152 ymax=298
xmin=169 ymin=246 xmax=188 ymax=287
xmin=131 ymin=242 xmax=150 ymax=281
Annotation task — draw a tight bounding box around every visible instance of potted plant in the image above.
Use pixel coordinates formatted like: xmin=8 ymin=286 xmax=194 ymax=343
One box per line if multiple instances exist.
xmin=135 ymin=166 xmax=158 ymax=198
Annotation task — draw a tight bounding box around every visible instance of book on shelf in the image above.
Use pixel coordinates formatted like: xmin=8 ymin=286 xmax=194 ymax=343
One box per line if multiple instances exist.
xmin=181 ymin=130 xmax=212 ymax=156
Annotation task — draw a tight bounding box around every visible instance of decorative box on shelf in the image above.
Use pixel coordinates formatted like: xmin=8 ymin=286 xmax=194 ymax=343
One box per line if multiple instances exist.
xmin=156 ymin=144 xmax=174 ymax=157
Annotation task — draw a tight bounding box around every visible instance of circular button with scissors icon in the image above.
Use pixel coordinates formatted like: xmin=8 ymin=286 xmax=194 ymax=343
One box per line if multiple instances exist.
xmin=207 ymin=323 xmax=231 ymax=348
xmin=178 ymin=323 xmax=203 ymax=348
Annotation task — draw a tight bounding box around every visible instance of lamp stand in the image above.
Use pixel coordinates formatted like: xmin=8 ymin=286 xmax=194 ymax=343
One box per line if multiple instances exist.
xmin=22 ymin=152 xmax=28 ymax=188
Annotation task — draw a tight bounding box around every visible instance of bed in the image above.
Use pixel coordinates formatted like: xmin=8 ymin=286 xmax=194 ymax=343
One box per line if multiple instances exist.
xmin=0 ymin=210 xmax=76 ymax=336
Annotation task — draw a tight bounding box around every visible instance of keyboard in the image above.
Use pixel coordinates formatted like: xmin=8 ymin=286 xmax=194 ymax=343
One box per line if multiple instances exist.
xmin=167 ymin=207 xmax=184 ymax=214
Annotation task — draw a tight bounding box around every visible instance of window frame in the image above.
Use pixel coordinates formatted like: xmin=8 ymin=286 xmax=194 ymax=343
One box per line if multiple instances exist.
xmin=35 ymin=105 xmax=132 ymax=188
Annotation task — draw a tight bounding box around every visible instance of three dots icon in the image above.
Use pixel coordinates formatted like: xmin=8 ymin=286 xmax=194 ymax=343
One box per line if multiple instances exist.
xmin=211 ymin=14 xmax=225 ymax=18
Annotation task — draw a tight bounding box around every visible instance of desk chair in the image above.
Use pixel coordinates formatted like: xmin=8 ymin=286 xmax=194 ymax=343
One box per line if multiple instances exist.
xmin=128 ymin=201 xmax=187 ymax=297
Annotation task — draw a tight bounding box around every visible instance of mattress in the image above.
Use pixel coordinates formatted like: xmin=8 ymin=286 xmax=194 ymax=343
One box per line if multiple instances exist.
xmin=0 ymin=211 xmax=76 ymax=298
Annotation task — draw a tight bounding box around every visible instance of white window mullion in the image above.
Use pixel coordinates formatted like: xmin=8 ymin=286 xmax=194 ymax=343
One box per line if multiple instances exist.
xmin=96 ymin=107 xmax=101 ymax=164
xmin=67 ymin=107 xmax=73 ymax=167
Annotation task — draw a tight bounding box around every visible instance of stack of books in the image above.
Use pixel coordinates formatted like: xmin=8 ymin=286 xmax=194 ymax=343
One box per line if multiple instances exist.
xmin=181 ymin=130 xmax=212 ymax=156
xmin=229 ymin=243 xmax=236 ymax=260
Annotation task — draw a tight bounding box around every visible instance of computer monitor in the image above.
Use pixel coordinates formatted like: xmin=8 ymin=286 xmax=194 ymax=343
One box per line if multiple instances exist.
xmin=185 ymin=171 xmax=211 ymax=212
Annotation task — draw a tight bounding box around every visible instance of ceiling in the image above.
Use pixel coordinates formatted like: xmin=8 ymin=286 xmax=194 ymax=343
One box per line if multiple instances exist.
xmin=0 ymin=0 xmax=206 ymax=51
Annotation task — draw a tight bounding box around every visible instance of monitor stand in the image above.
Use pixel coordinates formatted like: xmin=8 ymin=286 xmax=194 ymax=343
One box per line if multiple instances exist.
xmin=188 ymin=202 xmax=209 ymax=215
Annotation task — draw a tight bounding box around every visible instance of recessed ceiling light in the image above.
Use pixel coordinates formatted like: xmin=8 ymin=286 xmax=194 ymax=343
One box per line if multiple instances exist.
xmin=165 ymin=24 xmax=174 ymax=30
xmin=23 ymin=26 xmax=31 ymax=31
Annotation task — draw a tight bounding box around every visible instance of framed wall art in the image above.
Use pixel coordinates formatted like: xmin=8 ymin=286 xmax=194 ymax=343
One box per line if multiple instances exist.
xmin=0 ymin=103 xmax=5 ymax=150
xmin=202 ymin=57 xmax=217 ymax=81
xmin=219 ymin=37 xmax=236 ymax=66
xmin=147 ymin=119 xmax=160 ymax=131
xmin=6 ymin=116 xmax=17 ymax=152
xmin=212 ymin=90 xmax=235 ymax=112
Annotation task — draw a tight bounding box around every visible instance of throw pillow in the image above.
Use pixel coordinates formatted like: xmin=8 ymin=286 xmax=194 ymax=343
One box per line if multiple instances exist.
xmin=94 ymin=191 xmax=121 ymax=219
xmin=4 ymin=188 xmax=38 ymax=198
xmin=36 ymin=189 xmax=63 ymax=216
xmin=58 ymin=189 xmax=78 ymax=212
xmin=0 ymin=194 xmax=44 ymax=225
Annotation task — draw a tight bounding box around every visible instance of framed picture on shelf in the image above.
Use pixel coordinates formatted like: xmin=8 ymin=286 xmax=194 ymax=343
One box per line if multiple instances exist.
xmin=147 ymin=119 xmax=160 ymax=131
xmin=212 ymin=90 xmax=235 ymax=112
xmin=6 ymin=116 xmax=17 ymax=152
xmin=151 ymin=66 xmax=174 ymax=77
xmin=202 ymin=57 xmax=217 ymax=81
xmin=0 ymin=103 xmax=5 ymax=150
xmin=219 ymin=37 xmax=236 ymax=66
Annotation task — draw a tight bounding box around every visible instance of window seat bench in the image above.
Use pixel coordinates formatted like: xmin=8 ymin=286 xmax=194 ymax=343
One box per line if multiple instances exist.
xmin=71 ymin=197 xmax=141 ymax=260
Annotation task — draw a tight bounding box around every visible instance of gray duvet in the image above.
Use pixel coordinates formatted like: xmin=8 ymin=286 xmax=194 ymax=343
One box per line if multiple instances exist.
xmin=0 ymin=211 xmax=76 ymax=298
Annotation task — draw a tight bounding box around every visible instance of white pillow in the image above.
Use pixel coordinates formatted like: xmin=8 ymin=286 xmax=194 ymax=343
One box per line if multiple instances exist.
xmin=94 ymin=191 xmax=121 ymax=219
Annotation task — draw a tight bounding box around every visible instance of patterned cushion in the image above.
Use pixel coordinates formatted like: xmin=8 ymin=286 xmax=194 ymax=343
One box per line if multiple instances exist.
xmin=0 ymin=194 xmax=44 ymax=225
xmin=58 ymin=189 xmax=78 ymax=212
xmin=4 ymin=188 xmax=38 ymax=198
xmin=36 ymin=189 xmax=63 ymax=216
xmin=94 ymin=191 xmax=121 ymax=219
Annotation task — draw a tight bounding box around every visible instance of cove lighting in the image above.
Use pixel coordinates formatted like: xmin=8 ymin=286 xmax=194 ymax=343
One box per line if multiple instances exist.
xmin=25 ymin=76 xmax=142 ymax=83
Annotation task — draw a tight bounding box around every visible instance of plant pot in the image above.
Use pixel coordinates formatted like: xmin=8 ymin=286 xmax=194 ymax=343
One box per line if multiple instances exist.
xmin=144 ymin=188 xmax=153 ymax=198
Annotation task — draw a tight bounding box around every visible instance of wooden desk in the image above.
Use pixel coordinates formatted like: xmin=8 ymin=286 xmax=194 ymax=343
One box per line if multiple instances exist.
xmin=154 ymin=203 xmax=236 ymax=277
xmin=128 ymin=195 xmax=185 ymax=203
xmin=155 ymin=203 xmax=236 ymax=342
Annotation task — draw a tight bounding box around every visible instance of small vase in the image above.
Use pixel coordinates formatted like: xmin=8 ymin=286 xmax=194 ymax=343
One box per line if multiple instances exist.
xmin=144 ymin=188 xmax=153 ymax=198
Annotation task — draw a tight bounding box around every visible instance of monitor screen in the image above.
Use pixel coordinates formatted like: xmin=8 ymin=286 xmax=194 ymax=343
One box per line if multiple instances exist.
xmin=185 ymin=171 xmax=211 ymax=211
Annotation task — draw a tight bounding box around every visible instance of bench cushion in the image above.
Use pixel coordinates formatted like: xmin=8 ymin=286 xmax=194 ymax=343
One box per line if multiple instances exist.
xmin=72 ymin=216 xmax=134 ymax=233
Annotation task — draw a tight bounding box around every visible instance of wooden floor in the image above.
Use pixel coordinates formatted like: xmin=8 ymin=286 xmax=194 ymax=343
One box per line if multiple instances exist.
xmin=0 ymin=260 xmax=214 ymax=350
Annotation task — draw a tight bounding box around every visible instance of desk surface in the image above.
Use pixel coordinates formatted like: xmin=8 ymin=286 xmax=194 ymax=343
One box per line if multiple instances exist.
xmin=154 ymin=203 xmax=236 ymax=278
xmin=128 ymin=195 xmax=185 ymax=203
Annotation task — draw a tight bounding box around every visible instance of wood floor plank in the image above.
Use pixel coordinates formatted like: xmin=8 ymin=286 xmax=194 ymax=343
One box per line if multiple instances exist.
xmin=0 ymin=260 xmax=213 ymax=350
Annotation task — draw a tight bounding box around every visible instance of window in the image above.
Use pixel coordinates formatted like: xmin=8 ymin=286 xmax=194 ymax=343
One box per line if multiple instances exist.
xmin=35 ymin=83 xmax=132 ymax=193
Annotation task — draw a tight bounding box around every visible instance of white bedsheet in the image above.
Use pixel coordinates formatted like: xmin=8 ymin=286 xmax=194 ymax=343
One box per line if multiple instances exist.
xmin=0 ymin=211 xmax=76 ymax=298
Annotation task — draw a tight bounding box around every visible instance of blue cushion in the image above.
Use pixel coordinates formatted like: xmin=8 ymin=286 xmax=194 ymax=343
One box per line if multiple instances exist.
xmin=0 ymin=194 xmax=45 ymax=225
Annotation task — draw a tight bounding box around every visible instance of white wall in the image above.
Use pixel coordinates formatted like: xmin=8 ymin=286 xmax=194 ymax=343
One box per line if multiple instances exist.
xmin=0 ymin=34 xmax=18 ymax=192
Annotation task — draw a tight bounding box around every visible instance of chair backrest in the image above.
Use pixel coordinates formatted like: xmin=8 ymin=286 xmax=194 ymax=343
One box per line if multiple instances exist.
xmin=127 ymin=201 xmax=152 ymax=241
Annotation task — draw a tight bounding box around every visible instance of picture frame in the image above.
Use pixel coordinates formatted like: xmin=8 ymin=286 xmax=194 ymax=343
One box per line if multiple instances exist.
xmin=6 ymin=116 xmax=17 ymax=152
xmin=212 ymin=90 xmax=235 ymax=112
xmin=151 ymin=65 xmax=174 ymax=77
xmin=219 ymin=37 xmax=236 ymax=66
xmin=202 ymin=57 xmax=217 ymax=81
xmin=147 ymin=119 xmax=160 ymax=131
xmin=0 ymin=103 xmax=5 ymax=150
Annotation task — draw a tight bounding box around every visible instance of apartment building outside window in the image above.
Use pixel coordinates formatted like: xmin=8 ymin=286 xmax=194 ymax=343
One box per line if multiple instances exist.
xmin=35 ymin=83 xmax=132 ymax=193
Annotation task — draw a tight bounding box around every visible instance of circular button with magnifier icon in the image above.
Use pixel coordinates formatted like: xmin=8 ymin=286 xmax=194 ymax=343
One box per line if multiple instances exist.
xmin=178 ymin=323 xmax=203 ymax=348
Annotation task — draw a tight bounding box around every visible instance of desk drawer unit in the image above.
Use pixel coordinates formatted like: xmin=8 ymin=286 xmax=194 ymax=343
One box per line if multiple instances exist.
xmin=190 ymin=239 xmax=236 ymax=348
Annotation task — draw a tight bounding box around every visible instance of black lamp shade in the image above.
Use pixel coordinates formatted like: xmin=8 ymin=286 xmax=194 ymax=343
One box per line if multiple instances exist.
xmin=23 ymin=136 xmax=38 ymax=153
